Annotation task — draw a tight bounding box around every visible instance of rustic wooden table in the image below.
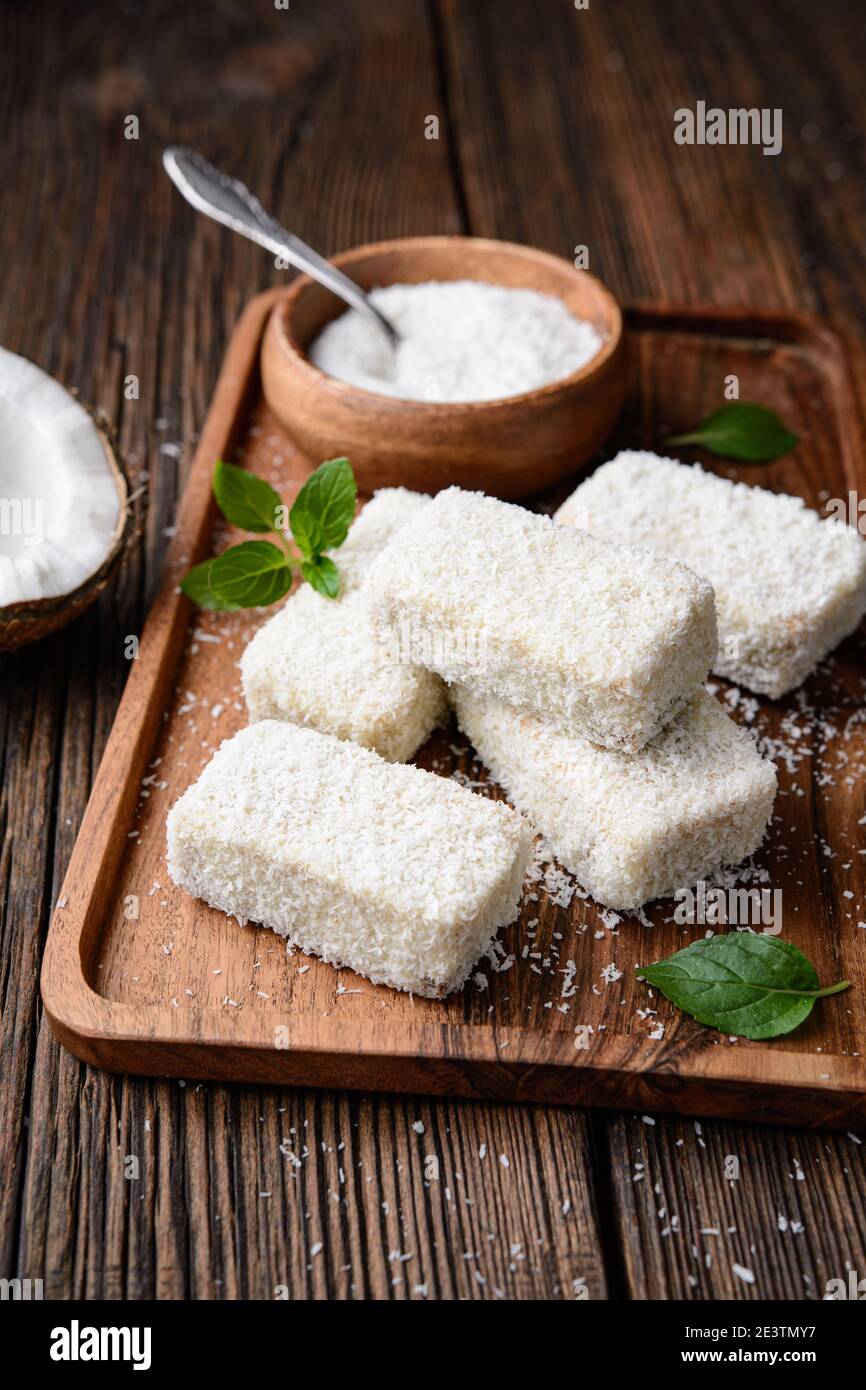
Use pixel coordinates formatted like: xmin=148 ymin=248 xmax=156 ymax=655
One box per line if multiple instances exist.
xmin=2 ymin=0 xmax=865 ymax=1301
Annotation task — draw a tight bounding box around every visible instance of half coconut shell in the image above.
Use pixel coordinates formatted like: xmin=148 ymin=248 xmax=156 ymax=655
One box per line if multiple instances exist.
xmin=0 ymin=351 xmax=133 ymax=652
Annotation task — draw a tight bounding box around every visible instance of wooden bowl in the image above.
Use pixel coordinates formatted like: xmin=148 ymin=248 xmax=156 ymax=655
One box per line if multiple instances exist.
xmin=260 ymin=236 xmax=626 ymax=498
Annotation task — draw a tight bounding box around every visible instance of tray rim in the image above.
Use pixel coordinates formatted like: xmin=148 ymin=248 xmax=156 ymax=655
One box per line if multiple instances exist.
xmin=40 ymin=287 xmax=866 ymax=1127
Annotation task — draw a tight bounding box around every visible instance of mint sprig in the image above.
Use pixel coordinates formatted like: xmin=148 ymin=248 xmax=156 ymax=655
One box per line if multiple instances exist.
xmin=181 ymin=456 xmax=357 ymax=610
xmin=666 ymin=402 xmax=797 ymax=462
xmin=637 ymin=934 xmax=849 ymax=1040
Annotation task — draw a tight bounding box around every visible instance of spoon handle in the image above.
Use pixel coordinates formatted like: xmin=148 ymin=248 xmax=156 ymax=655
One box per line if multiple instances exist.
xmin=162 ymin=146 xmax=399 ymax=350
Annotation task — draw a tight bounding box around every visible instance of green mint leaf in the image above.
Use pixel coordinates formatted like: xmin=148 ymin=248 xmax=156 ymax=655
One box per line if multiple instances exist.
xmin=212 ymin=459 xmax=284 ymax=533
xmin=666 ymin=403 xmax=797 ymax=462
xmin=207 ymin=540 xmax=293 ymax=609
xmin=302 ymin=554 xmax=340 ymax=599
xmin=637 ymin=935 xmax=850 ymax=1040
xmin=290 ymin=457 xmax=357 ymax=560
xmin=180 ymin=558 xmax=228 ymax=610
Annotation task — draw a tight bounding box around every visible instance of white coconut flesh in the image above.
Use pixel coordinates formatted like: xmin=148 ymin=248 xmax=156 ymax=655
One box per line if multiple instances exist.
xmin=0 ymin=345 xmax=123 ymax=609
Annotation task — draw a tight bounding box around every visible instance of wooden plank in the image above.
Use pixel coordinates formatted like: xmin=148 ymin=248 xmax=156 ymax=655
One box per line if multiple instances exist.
xmin=605 ymin=1114 xmax=866 ymax=1301
xmin=435 ymin=0 xmax=866 ymax=1297
xmin=22 ymin=1076 xmax=607 ymax=1300
xmin=1 ymin=0 xmax=608 ymax=1300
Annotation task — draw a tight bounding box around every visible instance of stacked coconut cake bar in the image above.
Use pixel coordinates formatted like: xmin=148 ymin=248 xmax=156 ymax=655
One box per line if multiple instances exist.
xmin=241 ymin=488 xmax=448 ymax=762
xmin=167 ymin=720 xmax=533 ymax=998
xmin=556 ymin=450 xmax=866 ymax=698
xmin=363 ymin=486 xmax=718 ymax=752
xmin=170 ymin=486 xmax=533 ymax=997
xmin=169 ymin=477 xmax=784 ymax=998
xmin=364 ymin=487 xmax=778 ymax=911
xmin=451 ymin=686 xmax=777 ymax=911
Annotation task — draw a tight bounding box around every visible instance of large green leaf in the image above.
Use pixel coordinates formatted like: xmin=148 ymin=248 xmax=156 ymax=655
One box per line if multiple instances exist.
xmin=667 ymin=403 xmax=797 ymax=462
xmin=637 ymin=935 xmax=849 ymax=1040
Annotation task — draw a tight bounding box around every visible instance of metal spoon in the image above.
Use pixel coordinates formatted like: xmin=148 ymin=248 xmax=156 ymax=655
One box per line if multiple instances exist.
xmin=162 ymin=146 xmax=400 ymax=352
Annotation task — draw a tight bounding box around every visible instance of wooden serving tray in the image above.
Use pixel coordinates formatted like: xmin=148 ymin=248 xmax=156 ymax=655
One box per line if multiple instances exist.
xmin=42 ymin=289 xmax=866 ymax=1128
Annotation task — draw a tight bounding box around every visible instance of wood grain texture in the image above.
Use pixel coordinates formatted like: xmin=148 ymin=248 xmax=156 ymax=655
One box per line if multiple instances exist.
xmin=2 ymin=0 xmax=866 ymax=1300
xmin=604 ymin=1112 xmax=866 ymax=1301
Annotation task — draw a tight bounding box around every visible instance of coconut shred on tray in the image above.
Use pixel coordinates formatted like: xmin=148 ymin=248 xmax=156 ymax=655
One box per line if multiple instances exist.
xmin=308 ymin=280 xmax=603 ymax=402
